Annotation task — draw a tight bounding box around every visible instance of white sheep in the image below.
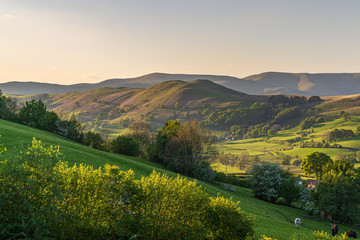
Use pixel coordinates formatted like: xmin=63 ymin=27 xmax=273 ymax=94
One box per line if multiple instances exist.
xmin=294 ymin=218 xmax=301 ymax=229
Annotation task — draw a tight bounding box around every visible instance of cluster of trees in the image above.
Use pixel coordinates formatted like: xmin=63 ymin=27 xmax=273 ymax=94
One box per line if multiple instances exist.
xmin=248 ymin=151 xmax=360 ymax=223
xmin=297 ymin=139 xmax=342 ymax=149
xmin=148 ymin=120 xmax=217 ymax=181
xmin=322 ymin=128 xmax=357 ymax=142
xmin=205 ymin=101 xmax=309 ymax=139
xmin=218 ymin=151 xmax=260 ymax=171
xmin=301 ymin=152 xmax=360 ymax=223
xmin=0 ymin=97 xmax=86 ymax=143
xmin=244 ymin=124 xmax=281 ymax=138
xmin=0 ymin=96 xmax=146 ymax=158
xmin=268 ymin=95 xmax=321 ymax=106
xmin=205 ymin=102 xmax=275 ymax=130
xmin=0 ymin=139 xmax=254 ymax=239
xmin=298 ymin=116 xmax=316 ymax=130
xmin=273 ymin=106 xmax=301 ymax=124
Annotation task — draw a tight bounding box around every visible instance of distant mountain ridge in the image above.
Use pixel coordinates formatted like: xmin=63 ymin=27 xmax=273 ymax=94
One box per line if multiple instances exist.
xmin=46 ymin=79 xmax=263 ymax=126
xmin=2 ymin=72 xmax=360 ymax=96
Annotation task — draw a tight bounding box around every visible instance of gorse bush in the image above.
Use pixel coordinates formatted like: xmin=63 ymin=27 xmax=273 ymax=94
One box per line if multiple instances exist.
xmin=0 ymin=138 xmax=64 ymax=239
xmin=135 ymin=171 xmax=209 ymax=239
xmin=206 ymin=195 xmax=254 ymax=240
xmin=0 ymin=138 xmax=254 ymax=239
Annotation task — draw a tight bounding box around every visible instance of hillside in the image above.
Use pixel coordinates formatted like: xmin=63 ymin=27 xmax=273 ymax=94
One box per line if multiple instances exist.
xmin=244 ymin=72 xmax=360 ymax=96
xmin=44 ymin=79 xmax=266 ymax=130
xmin=0 ymin=119 xmax=353 ymax=239
xmin=317 ymin=94 xmax=360 ymax=115
xmin=2 ymin=71 xmax=360 ymax=96
xmin=0 ymin=73 xmax=263 ymax=95
xmin=216 ymin=116 xmax=360 ymax=178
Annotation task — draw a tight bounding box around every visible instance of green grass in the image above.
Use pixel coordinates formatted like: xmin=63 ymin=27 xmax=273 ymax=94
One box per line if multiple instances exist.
xmin=211 ymin=162 xmax=245 ymax=175
xmin=281 ymin=148 xmax=346 ymax=159
xmin=217 ymin=117 xmax=360 ymax=159
xmin=0 ymin=119 xmax=356 ymax=239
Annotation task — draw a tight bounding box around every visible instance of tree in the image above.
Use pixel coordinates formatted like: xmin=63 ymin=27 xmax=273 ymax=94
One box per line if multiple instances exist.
xmin=163 ymin=120 xmax=217 ymax=176
xmin=18 ymin=99 xmax=47 ymax=128
xmin=0 ymin=92 xmax=16 ymax=121
xmin=238 ymin=151 xmax=250 ymax=170
xmin=147 ymin=120 xmax=180 ymax=165
xmin=55 ymin=115 xmax=84 ymax=143
xmin=129 ymin=120 xmax=152 ymax=147
xmin=312 ymin=160 xmax=360 ymax=223
xmin=84 ymin=131 xmax=104 ymax=150
xmin=249 ymin=162 xmax=300 ymax=204
xmin=301 ymin=152 xmax=332 ymax=180
xmin=38 ymin=111 xmax=59 ymax=132
xmin=112 ymin=135 xmax=141 ymax=157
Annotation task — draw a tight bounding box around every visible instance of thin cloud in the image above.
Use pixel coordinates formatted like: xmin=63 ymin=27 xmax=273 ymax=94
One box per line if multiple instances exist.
xmin=1 ymin=15 xmax=15 ymax=20
xmin=82 ymin=73 xmax=101 ymax=80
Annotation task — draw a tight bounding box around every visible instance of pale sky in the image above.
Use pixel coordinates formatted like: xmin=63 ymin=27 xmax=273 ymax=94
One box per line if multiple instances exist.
xmin=1 ymin=0 xmax=360 ymax=84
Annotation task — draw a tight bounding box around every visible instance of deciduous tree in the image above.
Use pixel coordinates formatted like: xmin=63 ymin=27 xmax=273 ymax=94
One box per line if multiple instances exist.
xmin=301 ymin=152 xmax=332 ymax=180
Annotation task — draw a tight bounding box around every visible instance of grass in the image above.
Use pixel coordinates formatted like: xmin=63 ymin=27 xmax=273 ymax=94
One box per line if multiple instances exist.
xmin=217 ymin=117 xmax=360 ymax=159
xmin=0 ymin=119 xmax=357 ymax=239
xmin=211 ymin=162 xmax=246 ymax=175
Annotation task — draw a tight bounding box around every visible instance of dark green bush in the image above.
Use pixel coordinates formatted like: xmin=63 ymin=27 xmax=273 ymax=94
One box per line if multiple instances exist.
xmin=192 ymin=162 xmax=217 ymax=182
xmin=112 ymin=135 xmax=141 ymax=156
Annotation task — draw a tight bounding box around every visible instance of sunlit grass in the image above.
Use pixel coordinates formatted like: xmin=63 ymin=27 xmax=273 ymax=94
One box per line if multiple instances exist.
xmin=0 ymin=119 xmax=357 ymax=239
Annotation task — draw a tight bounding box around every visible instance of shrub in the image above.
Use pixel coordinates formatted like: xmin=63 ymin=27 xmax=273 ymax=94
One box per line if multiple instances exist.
xmin=192 ymin=162 xmax=217 ymax=182
xmin=112 ymin=135 xmax=141 ymax=156
xmin=135 ymin=171 xmax=209 ymax=239
xmin=0 ymin=138 xmax=64 ymax=239
xmin=206 ymin=195 xmax=254 ymax=240
xmin=304 ymin=201 xmax=319 ymax=216
xmin=312 ymin=231 xmax=347 ymax=240
xmin=275 ymin=197 xmax=286 ymax=205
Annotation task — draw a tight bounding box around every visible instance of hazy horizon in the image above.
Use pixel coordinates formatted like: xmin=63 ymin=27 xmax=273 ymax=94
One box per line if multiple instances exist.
xmin=1 ymin=0 xmax=360 ymax=84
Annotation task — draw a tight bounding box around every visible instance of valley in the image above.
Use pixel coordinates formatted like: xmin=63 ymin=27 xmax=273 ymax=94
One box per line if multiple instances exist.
xmin=2 ymin=74 xmax=360 ymax=239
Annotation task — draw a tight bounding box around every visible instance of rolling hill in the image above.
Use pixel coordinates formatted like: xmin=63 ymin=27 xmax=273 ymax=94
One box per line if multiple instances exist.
xmin=0 ymin=119 xmax=354 ymax=239
xmin=43 ymin=79 xmax=267 ymax=129
xmin=2 ymin=72 xmax=360 ymax=96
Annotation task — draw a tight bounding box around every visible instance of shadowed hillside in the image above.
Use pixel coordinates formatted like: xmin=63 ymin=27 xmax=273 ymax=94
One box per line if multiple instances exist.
xmin=244 ymin=72 xmax=360 ymax=96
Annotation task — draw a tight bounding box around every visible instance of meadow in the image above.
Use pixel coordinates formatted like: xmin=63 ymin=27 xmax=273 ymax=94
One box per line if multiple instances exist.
xmin=215 ymin=116 xmax=360 ymax=177
xmin=0 ymin=119 xmax=357 ymax=239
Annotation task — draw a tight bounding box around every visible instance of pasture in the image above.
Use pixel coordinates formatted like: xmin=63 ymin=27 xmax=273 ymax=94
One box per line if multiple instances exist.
xmin=0 ymin=119 xmax=358 ymax=239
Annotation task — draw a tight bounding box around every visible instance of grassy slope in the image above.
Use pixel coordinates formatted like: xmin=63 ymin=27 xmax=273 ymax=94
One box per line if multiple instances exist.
xmin=218 ymin=117 xmax=360 ymax=158
xmin=0 ymin=119 xmax=355 ymax=239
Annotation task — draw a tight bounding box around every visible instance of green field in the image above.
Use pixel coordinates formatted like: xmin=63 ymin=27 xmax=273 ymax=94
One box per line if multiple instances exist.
xmin=217 ymin=117 xmax=360 ymax=160
xmin=0 ymin=119 xmax=357 ymax=239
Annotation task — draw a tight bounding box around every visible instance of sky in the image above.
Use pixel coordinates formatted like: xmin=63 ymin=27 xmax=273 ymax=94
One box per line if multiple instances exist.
xmin=1 ymin=0 xmax=360 ymax=84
